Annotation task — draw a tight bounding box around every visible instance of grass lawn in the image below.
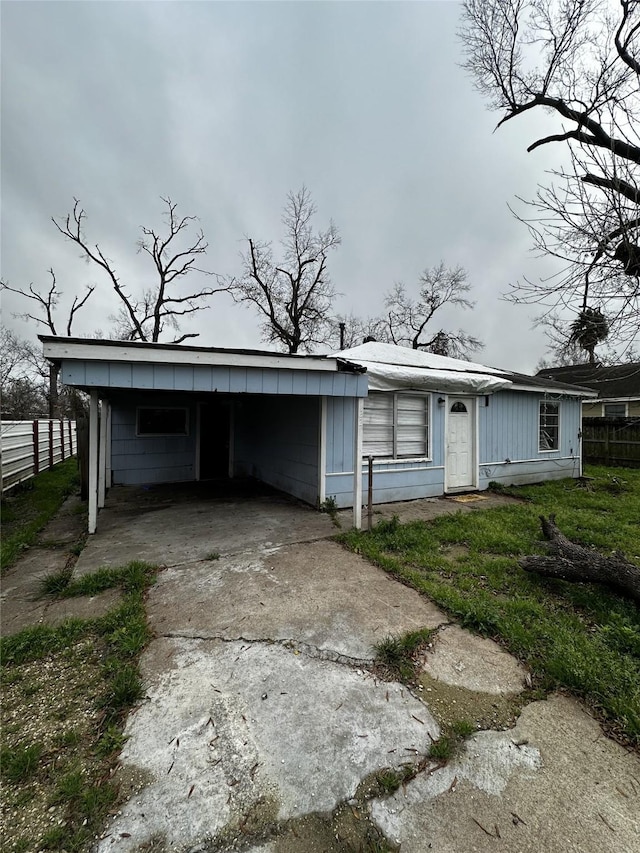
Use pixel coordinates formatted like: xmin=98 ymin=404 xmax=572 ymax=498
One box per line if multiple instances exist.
xmin=0 ymin=562 xmax=158 ymax=853
xmin=1 ymin=458 xmax=80 ymax=573
xmin=340 ymin=465 xmax=640 ymax=748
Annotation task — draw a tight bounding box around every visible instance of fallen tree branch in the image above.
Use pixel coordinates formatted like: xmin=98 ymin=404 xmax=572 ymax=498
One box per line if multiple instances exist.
xmin=519 ymin=515 xmax=640 ymax=604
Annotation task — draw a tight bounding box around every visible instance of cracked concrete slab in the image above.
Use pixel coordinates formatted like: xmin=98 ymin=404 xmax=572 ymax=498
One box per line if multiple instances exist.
xmin=97 ymin=636 xmax=438 ymax=852
xmin=370 ymin=694 xmax=640 ymax=853
xmin=419 ymin=624 xmax=528 ymax=695
xmin=147 ymin=540 xmax=448 ymax=661
xmin=74 ymin=490 xmax=339 ymax=575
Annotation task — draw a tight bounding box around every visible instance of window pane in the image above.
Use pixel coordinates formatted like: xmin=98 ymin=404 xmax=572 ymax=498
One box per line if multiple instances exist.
xmin=539 ymin=402 xmax=559 ymax=450
xmin=397 ymin=394 xmax=428 ymax=456
xmin=604 ymin=403 xmax=626 ymax=418
xmin=450 ymin=402 xmax=467 ymax=413
xmin=138 ymin=407 xmax=188 ymax=436
xmin=363 ymin=394 xmax=393 ymax=456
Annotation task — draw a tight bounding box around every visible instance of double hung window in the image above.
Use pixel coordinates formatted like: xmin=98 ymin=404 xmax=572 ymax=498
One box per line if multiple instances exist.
xmin=363 ymin=393 xmax=429 ymax=458
xmin=539 ymin=401 xmax=559 ymax=451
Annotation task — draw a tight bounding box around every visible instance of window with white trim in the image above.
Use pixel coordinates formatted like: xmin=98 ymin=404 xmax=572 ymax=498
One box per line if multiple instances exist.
xmin=604 ymin=403 xmax=627 ymax=418
xmin=137 ymin=407 xmax=189 ymax=436
xmin=363 ymin=393 xmax=429 ymax=458
xmin=539 ymin=401 xmax=559 ymax=451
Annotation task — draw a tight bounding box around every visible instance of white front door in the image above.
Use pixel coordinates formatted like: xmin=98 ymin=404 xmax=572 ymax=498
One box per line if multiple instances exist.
xmin=446 ymin=397 xmax=475 ymax=490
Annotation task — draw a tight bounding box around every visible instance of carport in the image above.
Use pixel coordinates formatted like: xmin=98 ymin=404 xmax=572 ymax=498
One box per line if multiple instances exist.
xmin=40 ymin=337 xmax=368 ymax=533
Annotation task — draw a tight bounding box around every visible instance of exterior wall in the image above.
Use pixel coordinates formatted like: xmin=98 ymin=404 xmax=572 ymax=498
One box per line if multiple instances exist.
xmin=325 ymin=396 xmax=446 ymax=508
xmin=61 ymin=359 xmax=367 ymax=398
xmin=478 ymin=391 xmax=582 ymax=487
xmin=234 ymin=396 xmax=320 ymax=505
xmin=583 ymin=401 xmax=603 ymax=417
xmin=582 ymin=400 xmax=640 ymax=417
xmin=325 ymin=391 xmax=584 ymax=507
xmin=110 ymin=394 xmax=197 ymax=485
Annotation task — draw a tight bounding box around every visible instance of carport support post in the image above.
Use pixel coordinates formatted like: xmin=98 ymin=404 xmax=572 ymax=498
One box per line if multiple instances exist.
xmin=98 ymin=400 xmax=108 ymax=509
xmin=88 ymin=389 xmax=99 ymax=534
xmin=353 ymin=398 xmax=363 ymax=529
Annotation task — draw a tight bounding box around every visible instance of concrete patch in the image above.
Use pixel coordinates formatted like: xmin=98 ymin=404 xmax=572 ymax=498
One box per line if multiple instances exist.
xmin=37 ymin=494 xmax=86 ymax=545
xmin=371 ymin=695 xmax=640 ymax=853
xmin=97 ymin=636 xmax=438 ymax=852
xmin=147 ymin=540 xmax=448 ymax=661
xmin=1 ymin=550 xmax=71 ymax=635
xmin=41 ymin=589 xmax=122 ymax=624
xmin=419 ymin=624 xmax=527 ymax=694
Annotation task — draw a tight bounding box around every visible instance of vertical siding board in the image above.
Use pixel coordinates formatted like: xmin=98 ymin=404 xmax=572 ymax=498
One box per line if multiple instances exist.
xmin=132 ymin=364 xmax=154 ymax=389
xmin=306 ymin=373 xmax=321 ymax=396
xmin=153 ymin=365 xmax=175 ymax=390
xmin=229 ymin=368 xmax=248 ymax=393
xmin=174 ymin=366 xmax=194 ymax=391
xmin=85 ymin=363 xmax=109 ymax=386
xmin=277 ymin=370 xmax=294 ymax=395
xmin=109 ymin=364 xmax=133 ymax=388
xmin=246 ymin=369 xmax=264 ymax=394
xmin=261 ymin=372 xmax=279 ymax=394
xmin=211 ymin=367 xmax=231 ymax=393
xmin=193 ymin=366 xmax=213 ymax=392
xmin=61 ymin=360 xmax=86 ymax=385
xmin=292 ymin=373 xmax=308 ymax=395
xmin=319 ymin=374 xmax=335 ymax=395
xmin=332 ymin=373 xmax=347 ymax=397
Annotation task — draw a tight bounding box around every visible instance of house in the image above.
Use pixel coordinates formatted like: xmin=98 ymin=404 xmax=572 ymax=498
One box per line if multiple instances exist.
xmin=40 ymin=337 xmax=596 ymax=533
xmin=536 ymin=363 xmax=640 ymax=418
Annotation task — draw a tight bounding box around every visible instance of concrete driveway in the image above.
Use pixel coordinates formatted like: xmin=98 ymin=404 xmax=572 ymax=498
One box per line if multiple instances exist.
xmin=75 ymin=485 xmax=640 ymax=853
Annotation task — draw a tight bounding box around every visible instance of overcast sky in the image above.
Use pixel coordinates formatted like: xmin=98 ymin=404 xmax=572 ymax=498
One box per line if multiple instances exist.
xmin=2 ymin=0 xmax=570 ymax=373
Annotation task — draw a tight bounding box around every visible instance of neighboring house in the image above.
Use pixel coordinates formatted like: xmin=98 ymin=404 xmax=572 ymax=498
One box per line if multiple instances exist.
xmin=40 ymin=337 xmax=595 ymax=532
xmin=536 ymin=363 xmax=640 ymax=418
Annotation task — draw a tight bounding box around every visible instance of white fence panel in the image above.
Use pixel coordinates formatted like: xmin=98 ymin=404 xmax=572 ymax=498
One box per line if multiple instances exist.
xmin=1 ymin=419 xmax=77 ymax=492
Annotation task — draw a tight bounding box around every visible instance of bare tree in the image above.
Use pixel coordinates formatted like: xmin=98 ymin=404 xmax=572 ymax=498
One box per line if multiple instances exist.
xmin=232 ymin=187 xmax=341 ymax=353
xmin=1 ymin=269 xmax=94 ymax=416
xmin=460 ymin=0 xmax=640 ymax=357
xmin=381 ymin=263 xmax=483 ymax=358
xmin=331 ymin=313 xmax=392 ymax=350
xmin=53 ymin=197 xmax=228 ymax=343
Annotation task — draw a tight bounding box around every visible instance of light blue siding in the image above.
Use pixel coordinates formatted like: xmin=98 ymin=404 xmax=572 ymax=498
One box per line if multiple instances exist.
xmin=325 ymin=393 xmax=446 ymax=508
xmin=478 ymin=391 xmax=582 ymax=487
xmin=234 ymin=396 xmax=320 ymax=505
xmin=61 ymin=360 xmax=367 ymax=398
xmin=324 ymin=390 xmax=583 ymax=508
xmin=110 ymin=394 xmax=196 ymax=486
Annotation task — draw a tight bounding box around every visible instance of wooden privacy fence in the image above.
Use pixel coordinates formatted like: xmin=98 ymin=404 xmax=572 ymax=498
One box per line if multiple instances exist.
xmin=582 ymin=417 xmax=640 ymax=468
xmin=1 ymin=419 xmax=77 ymax=492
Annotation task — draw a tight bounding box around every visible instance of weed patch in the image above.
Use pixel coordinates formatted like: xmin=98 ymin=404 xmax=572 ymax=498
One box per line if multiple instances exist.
xmin=0 ymin=560 xmax=158 ymax=851
xmin=1 ymin=458 xmax=79 ymax=573
xmin=374 ymin=628 xmax=435 ymax=683
xmin=341 ymin=466 xmax=640 ymax=747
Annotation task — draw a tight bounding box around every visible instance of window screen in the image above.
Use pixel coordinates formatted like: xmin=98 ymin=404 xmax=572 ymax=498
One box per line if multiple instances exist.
xmin=539 ymin=401 xmax=559 ymax=451
xmin=137 ymin=407 xmax=189 ymax=436
xmin=363 ymin=393 xmax=429 ymax=458
xmin=604 ymin=403 xmax=626 ymax=418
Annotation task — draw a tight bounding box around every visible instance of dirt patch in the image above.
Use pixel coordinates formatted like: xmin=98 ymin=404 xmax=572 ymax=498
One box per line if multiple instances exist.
xmin=1 ymin=639 xmax=109 ymax=853
xmin=416 ymin=672 xmax=527 ymax=732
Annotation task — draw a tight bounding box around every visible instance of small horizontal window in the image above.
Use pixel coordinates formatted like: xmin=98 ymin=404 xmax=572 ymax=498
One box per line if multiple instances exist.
xmin=604 ymin=403 xmax=626 ymax=418
xmin=137 ymin=407 xmax=189 ymax=436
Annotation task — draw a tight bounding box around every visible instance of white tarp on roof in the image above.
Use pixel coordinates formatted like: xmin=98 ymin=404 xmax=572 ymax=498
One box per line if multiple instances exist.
xmin=335 ymin=342 xmax=513 ymax=394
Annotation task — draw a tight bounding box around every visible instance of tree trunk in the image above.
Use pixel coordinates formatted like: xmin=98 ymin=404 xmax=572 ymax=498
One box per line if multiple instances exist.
xmin=519 ymin=515 xmax=640 ymax=604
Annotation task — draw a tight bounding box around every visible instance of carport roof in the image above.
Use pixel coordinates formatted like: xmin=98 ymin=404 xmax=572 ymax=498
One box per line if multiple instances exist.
xmin=39 ymin=336 xmax=365 ymax=374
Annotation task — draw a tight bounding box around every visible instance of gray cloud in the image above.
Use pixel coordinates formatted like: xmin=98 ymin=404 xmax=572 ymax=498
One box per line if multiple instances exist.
xmin=2 ymin=0 xmax=570 ymax=371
